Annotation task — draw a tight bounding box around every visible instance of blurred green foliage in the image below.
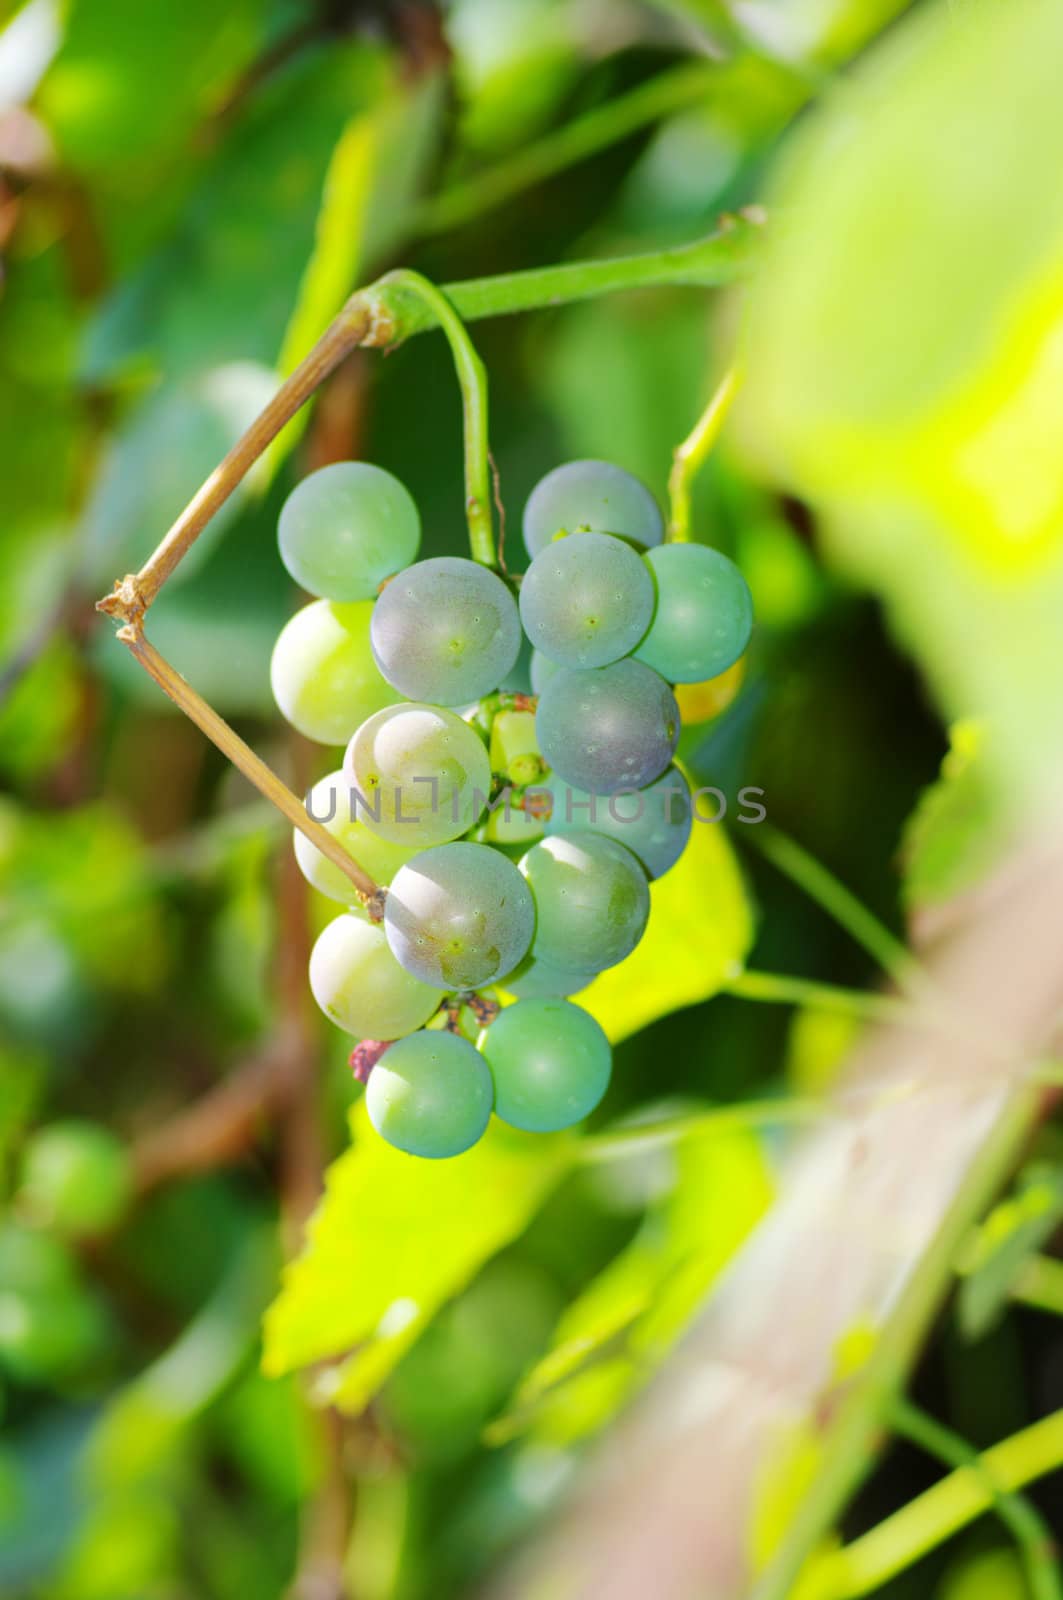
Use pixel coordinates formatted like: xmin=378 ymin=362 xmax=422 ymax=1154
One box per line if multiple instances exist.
xmin=1 ymin=0 xmax=1059 ymax=1596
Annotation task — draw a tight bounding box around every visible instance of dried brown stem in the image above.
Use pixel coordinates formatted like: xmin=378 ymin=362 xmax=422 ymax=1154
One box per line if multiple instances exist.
xmin=119 ymin=623 xmax=381 ymax=909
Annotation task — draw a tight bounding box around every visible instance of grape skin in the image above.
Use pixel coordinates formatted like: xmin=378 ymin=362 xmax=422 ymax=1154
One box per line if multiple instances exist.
xmin=366 ymin=1030 xmax=494 ymax=1159
xmin=522 ymin=460 xmax=664 ymax=561
xmin=384 ymin=842 xmax=534 ymax=990
xmin=519 ymin=833 xmax=650 ymax=974
xmin=344 ymin=703 xmax=492 ymax=847
xmin=542 ymin=765 xmax=692 ymax=880
xmin=635 ymin=544 xmax=754 ymax=682
xmin=519 ymin=531 xmax=654 ymax=669
xmin=295 ymin=771 xmax=422 ymax=904
xmin=309 ymin=914 xmax=443 ymax=1039
xmin=370 ymin=557 xmax=521 ymax=706
xmin=535 ymin=658 xmax=679 ymax=794
xmin=278 ymin=462 xmax=420 ymax=601
xmin=270 ymin=599 xmax=401 ymax=746
xmin=529 ymin=650 xmax=560 ymax=696
xmin=479 ymin=998 xmax=611 ymax=1133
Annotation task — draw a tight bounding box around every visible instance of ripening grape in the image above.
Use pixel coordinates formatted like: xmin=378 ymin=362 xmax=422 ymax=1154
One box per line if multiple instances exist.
xmin=522 ymin=460 xmax=664 ymax=561
xmin=530 ymin=650 xmax=560 ymax=695
xmin=384 ymin=842 xmax=534 ymax=990
xmin=543 ymin=765 xmax=692 ymax=880
xmin=480 ymin=998 xmax=611 ymax=1132
xmin=674 ymin=656 xmax=746 ymax=724
xmin=371 ymin=557 xmax=521 ymax=705
xmin=309 ymin=914 xmax=443 ymax=1038
xmin=535 ymin=659 xmax=679 ymax=794
xmin=519 ymin=833 xmax=649 ymax=974
xmin=18 ymin=1123 xmax=131 ymax=1238
xmin=519 ymin=531 xmax=654 ymax=669
xmin=366 ymin=1030 xmax=494 ymax=1159
xmin=635 ymin=544 xmax=753 ymax=682
xmin=278 ymin=462 xmax=420 ymax=601
xmin=501 ymin=953 xmax=594 ymax=998
xmin=295 ymin=772 xmax=421 ymax=903
xmin=271 ymin=599 xmax=401 ymax=745
xmin=344 ymin=703 xmax=492 ymax=846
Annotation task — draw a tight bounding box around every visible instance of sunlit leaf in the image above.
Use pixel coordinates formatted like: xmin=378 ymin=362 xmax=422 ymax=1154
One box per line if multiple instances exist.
xmin=900 ymin=720 xmax=1006 ymax=919
xmin=957 ymin=1163 xmax=1063 ymax=1340
xmin=737 ymin=0 xmax=1063 ymax=799
xmin=262 ymin=1104 xmax=572 ymax=1413
xmin=580 ymin=818 xmax=754 ymax=1044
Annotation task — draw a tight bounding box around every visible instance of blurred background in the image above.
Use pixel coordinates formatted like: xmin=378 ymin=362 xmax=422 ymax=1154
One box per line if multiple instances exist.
xmin=2 ymin=1 xmax=1062 ymax=1596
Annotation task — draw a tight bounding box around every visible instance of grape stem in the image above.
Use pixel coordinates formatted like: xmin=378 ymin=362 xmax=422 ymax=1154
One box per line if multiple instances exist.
xmin=667 ymin=365 xmax=740 ymax=541
xmin=96 ymin=215 xmax=761 ymax=891
xmin=368 ymin=269 xmax=496 ymax=567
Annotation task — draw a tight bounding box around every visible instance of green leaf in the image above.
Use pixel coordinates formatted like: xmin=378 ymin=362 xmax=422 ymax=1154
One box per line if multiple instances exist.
xmin=957 ymin=1162 xmax=1063 ymax=1340
xmin=901 ymin=719 xmax=1008 ymax=919
xmin=262 ymin=1104 xmax=572 ymax=1413
xmin=737 ymin=0 xmax=1063 ymax=801
xmin=579 ymin=816 xmax=754 ymax=1044
xmin=491 ymin=1120 xmax=772 ymax=1445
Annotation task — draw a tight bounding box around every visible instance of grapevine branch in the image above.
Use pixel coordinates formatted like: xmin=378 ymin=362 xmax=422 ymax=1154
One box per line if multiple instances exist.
xmin=95 ymin=216 xmax=762 ymax=895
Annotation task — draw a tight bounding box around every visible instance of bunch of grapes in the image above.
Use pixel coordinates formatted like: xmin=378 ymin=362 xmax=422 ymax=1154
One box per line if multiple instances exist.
xmin=270 ymin=458 xmax=752 ymax=1160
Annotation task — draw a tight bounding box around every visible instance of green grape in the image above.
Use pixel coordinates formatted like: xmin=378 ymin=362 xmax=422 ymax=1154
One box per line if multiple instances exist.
xmin=344 ymin=703 xmax=492 ymax=846
xmin=0 ymin=1279 xmax=107 ymax=1384
xmin=271 ymin=599 xmax=402 ymax=745
xmin=371 ymin=557 xmax=521 ymax=705
xmin=309 ymin=914 xmax=443 ymax=1038
xmin=634 ymin=543 xmax=753 ymax=682
xmin=535 ymin=659 xmax=679 ymax=794
xmin=18 ymin=1122 xmax=131 ymax=1238
xmin=522 ymin=459 xmax=664 ymax=561
xmin=384 ymin=842 xmax=534 ymax=990
xmin=366 ymin=1030 xmax=494 ymax=1159
xmin=519 ymin=531 xmax=654 ymax=669
xmin=519 ymin=833 xmax=649 ymax=974
xmin=480 ymin=998 xmax=611 ymax=1132
xmin=481 ymin=801 xmax=544 ymax=847
xmin=500 ymin=953 xmax=593 ymax=998
xmin=543 ymin=766 xmax=692 ymax=880
xmin=0 ymin=1222 xmax=76 ymax=1295
xmin=295 ymin=771 xmax=421 ymax=903
xmin=529 ymin=649 xmax=560 ymax=695
xmin=277 ymin=462 xmax=420 ymax=601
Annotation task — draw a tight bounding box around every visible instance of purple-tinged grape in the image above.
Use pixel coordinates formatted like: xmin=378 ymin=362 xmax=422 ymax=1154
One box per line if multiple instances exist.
xmin=371 ymin=557 xmax=520 ymax=706
xmin=519 ymin=531 xmax=653 ymax=669
xmin=542 ymin=765 xmax=692 ymax=880
xmin=522 ymin=460 xmax=664 ymax=561
xmin=384 ymin=842 xmax=534 ymax=990
xmin=535 ymin=659 xmax=679 ymax=794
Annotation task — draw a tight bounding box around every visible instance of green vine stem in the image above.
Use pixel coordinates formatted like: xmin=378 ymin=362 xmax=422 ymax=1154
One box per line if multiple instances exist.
xmin=723 ymin=967 xmax=910 ymax=1024
xmin=417 ymin=61 xmax=719 ymax=236
xmin=578 ymin=1097 xmax=823 ymax=1163
xmin=668 ymin=366 xmax=740 ymax=541
xmin=886 ymin=1398 xmax=1061 ymax=1600
xmin=826 ymin=1398 xmax=1063 ymax=1598
xmin=368 ymin=269 xmax=496 ymax=566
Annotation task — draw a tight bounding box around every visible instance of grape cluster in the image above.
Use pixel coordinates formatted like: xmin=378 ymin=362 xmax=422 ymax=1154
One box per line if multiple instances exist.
xmin=271 ymin=458 xmax=752 ymax=1160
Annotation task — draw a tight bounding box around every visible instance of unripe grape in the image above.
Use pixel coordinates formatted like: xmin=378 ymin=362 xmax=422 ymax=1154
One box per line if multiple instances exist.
xmin=479 ymin=998 xmax=611 ymax=1132
xmin=519 ymin=833 xmax=649 ymax=974
xmin=270 ymin=599 xmax=401 ymax=745
xmin=522 ymin=460 xmax=664 ymax=561
xmin=384 ymin=842 xmax=534 ymax=990
xmin=309 ymin=914 xmax=443 ymax=1038
xmin=295 ymin=771 xmax=420 ymax=904
xmin=344 ymin=702 xmax=492 ymax=847
xmin=278 ymin=462 xmax=420 ymax=601
xmin=535 ymin=659 xmax=679 ymax=794
xmin=635 ymin=543 xmax=753 ymax=682
xmin=519 ymin=531 xmax=653 ymax=669
xmin=366 ymin=1030 xmax=494 ymax=1159
xmin=370 ymin=558 xmax=521 ymax=706
xmin=674 ymin=656 xmax=746 ymax=724
xmin=500 ymin=953 xmax=594 ymax=998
